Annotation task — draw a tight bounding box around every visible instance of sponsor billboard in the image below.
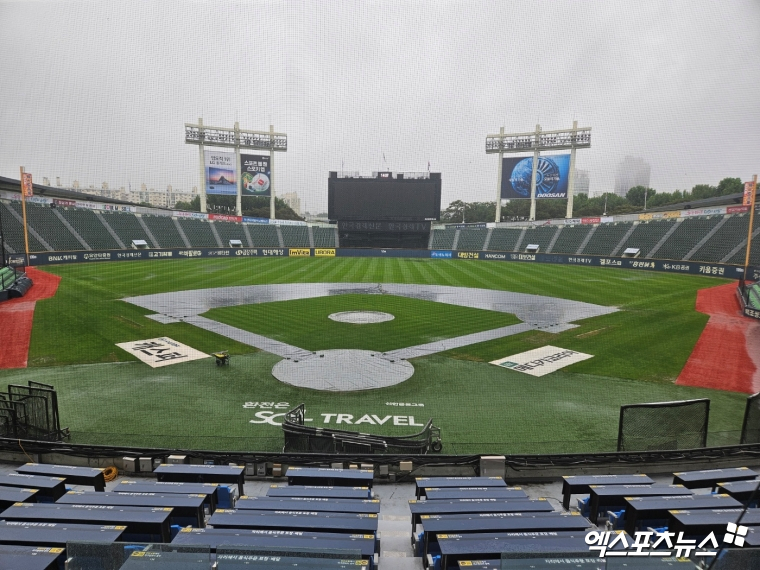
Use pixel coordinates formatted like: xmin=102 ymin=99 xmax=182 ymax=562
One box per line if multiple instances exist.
xmin=116 ymin=337 xmax=209 ymax=368
xmin=205 ymin=150 xmax=237 ymax=195
xmin=21 ymin=172 xmax=33 ymax=197
xmin=241 ymin=154 xmax=271 ymax=196
xmin=501 ymin=154 xmax=571 ymax=199
xmin=745 ymin=180 xmax=757 ymax=206
xmin=490 ymin=345 xmax=593 ymax=377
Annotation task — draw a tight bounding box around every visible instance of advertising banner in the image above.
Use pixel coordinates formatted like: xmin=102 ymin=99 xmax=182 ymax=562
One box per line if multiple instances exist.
xmin=240 ymin=153 xmax=271 ymax=197
xmin=490 ymin=345 xmax=593 ymax=377
xmin=745 ymin=181 xmax=757 ymax=206
xmin=21 ymin=172 xmax=33 ymax=197
xmin=53 ymin=199 xmax=76 ymax=207
xmin=116 ymin=337 xmax=209 ymax=368
xmin=243 ymin=216 xmax=270 ymax=224
xmin=209 ymin=214 xmax=242 ymax=223
xmin=205 ymin=150 xmax=237 ymax=195
xmin=501 ymin=154 xmax=571 ymax=199
xmin=728 ymin=205 xmax=750 ymax=214
xmin=582 ymin=217 xmax=601 ymax=224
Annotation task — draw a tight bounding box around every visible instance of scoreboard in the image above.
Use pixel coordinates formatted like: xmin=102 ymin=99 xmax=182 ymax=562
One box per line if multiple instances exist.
xmin=328 ymin=172 xmax=441 ymax=222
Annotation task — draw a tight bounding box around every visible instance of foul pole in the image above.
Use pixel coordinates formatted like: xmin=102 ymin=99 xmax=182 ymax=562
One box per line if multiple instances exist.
xmin=744 ymin=174 xmax=758 ymax=282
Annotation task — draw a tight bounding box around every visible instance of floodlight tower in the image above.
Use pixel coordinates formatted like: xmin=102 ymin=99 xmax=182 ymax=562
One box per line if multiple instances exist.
xmin=486 ymin=121 xmax=591 ymax=221
xmin=185 ymin=119 xmax=287 ymax=217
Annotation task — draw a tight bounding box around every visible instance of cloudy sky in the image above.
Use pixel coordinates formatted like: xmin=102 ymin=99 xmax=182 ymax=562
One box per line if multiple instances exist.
xmin=1 ymin=0 xmax=759 ymax=213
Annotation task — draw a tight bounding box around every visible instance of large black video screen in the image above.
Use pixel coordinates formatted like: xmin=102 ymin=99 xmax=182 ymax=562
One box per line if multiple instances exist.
xmin=328 ymin=174 xmax=441 ymax=221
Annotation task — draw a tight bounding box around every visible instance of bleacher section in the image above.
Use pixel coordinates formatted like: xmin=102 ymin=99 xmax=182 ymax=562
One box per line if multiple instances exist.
xmin=248 ymin=224 xmax=281 ymax=247
xmin=313 ymin=226 xmax=336 ymax=248
xmin=58 ymin=208 xmax=121 ymax=250
xmin=549 ymin=225 xmax=592 ymax=254
xmin=728 ymin=225 xmax=760 ymax=267
xmin=456 ymin=228 xmax=488 ymax=251
xmin=520 ymin=226 xmax=558 ymax=253
xmin=8 ymin=202 xmax=83 ymax=252
xmin=486 ymin=228 xmax=522 ymax=252
xmin=581 ymin=222 xmax=632 ymax=256
xmin=689 ymin=215 xmax=748 ymax=263
xmin=654 ymin=216 xmax=722 ymax=261
xmin=280 ymin=225 xmax=310 ymax=247
xmin=617 ymin=219 xmax=676 ymax=258
xmin=141 ymin=214 xmax=187 ymax=249
xmin=1 ymin=460 xmax=759 ymax=568
xmin=214 ymin=220 xmax=249 ymax=248
xmin=3 ymin=198 xmax=757 ymax=269
xmin=430 ymin=228 xmax=457 ymax=250
xmin=100 ymin=211 xmax=154 ymax=247
xmin=0 ymin=201 xmax=48 ymax=253
xmin=176 ymin=217 xmax=219 ymax=247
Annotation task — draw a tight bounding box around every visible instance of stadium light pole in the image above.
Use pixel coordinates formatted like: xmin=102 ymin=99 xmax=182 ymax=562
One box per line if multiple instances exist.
xmin=185 ymin=119 xmax=287 ymax=217
xmin=486 ymin=122 xmax=591 ymax=221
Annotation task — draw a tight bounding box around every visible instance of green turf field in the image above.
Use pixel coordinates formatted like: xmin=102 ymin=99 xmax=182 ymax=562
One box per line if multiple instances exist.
xmin=0 ymin=257 xmax=745 ymax=454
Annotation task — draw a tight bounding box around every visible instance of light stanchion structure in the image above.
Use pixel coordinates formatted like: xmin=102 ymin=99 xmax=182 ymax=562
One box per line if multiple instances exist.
xmin=185 ymin=119 xmax=287 ymax=217
xmin=486 ymin=122 xmax=591 ymax=221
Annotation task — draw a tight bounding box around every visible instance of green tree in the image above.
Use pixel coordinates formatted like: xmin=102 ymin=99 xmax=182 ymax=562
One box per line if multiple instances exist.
xmin=690 ymin=184 xmax=717 ymax=200
xmin=626 ymin=185 xmax=655 ymax=207
xmin=717 ymin=177 xmax=743 ymax=196
xmin=174 ymin=195 xmax=200 ymax=212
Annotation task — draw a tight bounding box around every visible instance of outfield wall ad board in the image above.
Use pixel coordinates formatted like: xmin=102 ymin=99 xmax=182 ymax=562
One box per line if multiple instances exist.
xmin=241 ymin=154 xmax=271 ymax=197
xmin=501 ymin=155 xmax=570 ymax=199
xmin=205 ymin=150 xmax=236 ymax=195
xmin=20 ymin=247 xmax=753 ymax=280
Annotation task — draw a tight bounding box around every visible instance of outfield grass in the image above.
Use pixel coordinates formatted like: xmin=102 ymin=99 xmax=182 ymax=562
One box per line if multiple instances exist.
xmin=0 ymin=256 xmax=743 ymax=453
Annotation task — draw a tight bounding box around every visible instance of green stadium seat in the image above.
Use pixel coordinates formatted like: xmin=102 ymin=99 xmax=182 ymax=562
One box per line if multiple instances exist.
xmin=0 ymin=201 xmax=48 ymax=252
xmin=100 ymin=211 xmax=152 ymax=248
xmin=520 ymin=226 xmax=558 ymax=253
xmin=248 ymin=224 xmax=281 ymax=247
xmin=550 ymin=225 xmax=592 ymax=255
xmin=430 ymin=228 xmax=456 ymax=249
xmin=280 ymin=225 xmax=310 ymax=247
xmin=9 ymin=203 xmax=82 ymax=252
xmin=141 ymin=215 xmax=187 ymax=249
xmin=176 ymin=218 xmax=219 ymax=247
xmin=690 ymin=215 xmax=750 ymax=263
xmin=581 ymin=222 xmax=632 ymax=256
xmin=214 ymin=220 xmax=249 ymax=248
xmin=617 ymin=220 xmax=675 ymax=258
xmin=456 ymin=229 xmax=488 ymax=251
xmin=57 ymin=208 xmax=121 ymax=250
xmin=486 ymin=228 xmax=523 ymax=252
xmin=655 ymin=217 xmax=721 ymax=261
xmin=313 ymin=227 xmax=336 ymax=248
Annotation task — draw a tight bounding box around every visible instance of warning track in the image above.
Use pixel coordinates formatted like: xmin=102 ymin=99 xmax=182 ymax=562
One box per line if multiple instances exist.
xmin=0 ymin=268 xmax=61 ymax=369
xmin=677 ymin=282 xmax=760 ymax=394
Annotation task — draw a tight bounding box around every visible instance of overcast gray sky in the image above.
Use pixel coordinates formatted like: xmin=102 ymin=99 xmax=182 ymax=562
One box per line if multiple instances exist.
xmin=1 ymin=0 xmax=759 ymax=213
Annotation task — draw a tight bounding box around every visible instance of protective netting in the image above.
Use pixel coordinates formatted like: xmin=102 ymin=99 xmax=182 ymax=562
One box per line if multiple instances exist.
xmin=741 ymin=392 xmax=760 ymax=444
xmin=617 ymin=398 xmax=709 ymax=452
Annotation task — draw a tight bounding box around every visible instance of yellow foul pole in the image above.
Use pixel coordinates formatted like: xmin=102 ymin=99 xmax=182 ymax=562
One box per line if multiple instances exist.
xmin=19 ymin=166 xmax=31 ymax=265
xmin=744 ymin=174 xmax=758 ymax=280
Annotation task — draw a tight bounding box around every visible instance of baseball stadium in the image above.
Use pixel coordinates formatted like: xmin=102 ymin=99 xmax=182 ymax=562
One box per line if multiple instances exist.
xmin=1 ymin=1 xmax=760 ymax=568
